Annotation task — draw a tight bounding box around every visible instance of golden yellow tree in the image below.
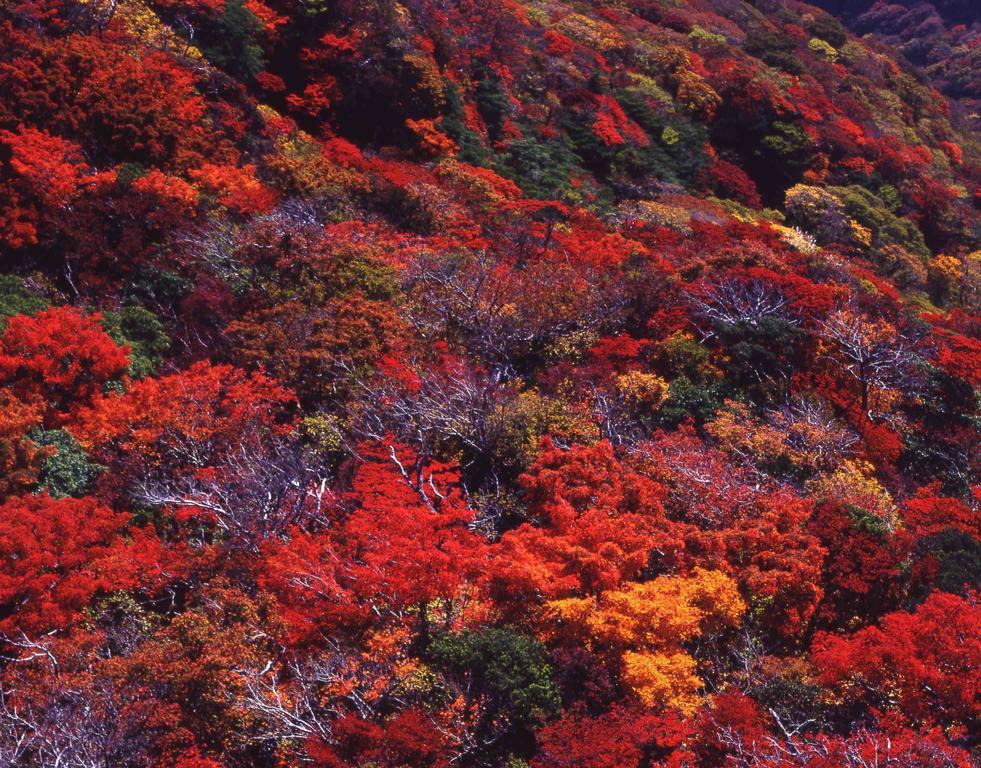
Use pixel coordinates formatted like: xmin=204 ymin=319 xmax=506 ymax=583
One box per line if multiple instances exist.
xmin=549 ymin=568 xmax=745 ymax=713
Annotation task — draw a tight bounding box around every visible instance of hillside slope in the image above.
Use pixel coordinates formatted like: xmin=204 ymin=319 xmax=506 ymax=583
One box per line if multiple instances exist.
xmin=0 ymin=0 xmax=978 ymax=766
xmin=813 ymin=0 xmax=979 ymax=118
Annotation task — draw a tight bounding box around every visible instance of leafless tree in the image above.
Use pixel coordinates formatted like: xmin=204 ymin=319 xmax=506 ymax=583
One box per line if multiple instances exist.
xmin=0 ymin=637 xmax=157 ymax=768
xmin=235 ymin=656 xmax=340 ymax=749
xmin=771 ymin=398 xmax=859 ymax=471
xmin=718 ymin=715 xmax=964 ymax=768
xmin=632 ymin=438 xmax=762 ymax=526
xmin=403 ymin=249 xmax=620 ymax=382
xmin=234 ymin=643 xmax=411 ymax=760
xmin=137 ymin=435 xmax=332 ymax=551
xmin=344 ymin=356 xmax=509 ymax=477
xmin=817 ymin=307 xmax=924 ymax=416
xmin=692 ymin=276 xmax=800 ymax=333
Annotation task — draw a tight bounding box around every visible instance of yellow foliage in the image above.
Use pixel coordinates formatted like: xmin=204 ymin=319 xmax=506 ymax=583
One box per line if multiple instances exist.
xmin=491 ymin=389 xmax=599 ymax=470
xmin=589 ymin=582 xmax=699 ymax=648
xmin=550 ymin=568 xmax=744 ymax=652
xmin=555 ymin=12 xmax=627 ymax=52
xmin=808 ymin=459 xmax=898 ymax=529
xmin=435 ymin=159 xmax=523 ymax=206
xmin=110 ymin=0 xmax=207 ymax=61
xmin=807 ymin=37 xmax=838 ymax=62
xmin=615 ymin=200 xmax=692 ymax=233
xmin=402 ymin=51 xmax=447 ymax=110
xmin=265 ymin=132 xmax=370 ymax=197
xmin=849 ymin=220 xmax=873 ymax=248
xmin=877 ymin=244 xmax=928 ymax=287
xmin=676 ymin=70 xmax=721 ymax=119
xmin=615 ymin=371 xmax=670 ymax=410
xmin=625 ymin=73 xmax=675 ymax=105
xmin=548 ymin=569 xmax=744 ymax=712
xmin=708 ymin=400 xmax=856 ymax=474
xmin=653 ymin=44 xmax=690 ymax=74
xmin=622 ymin=651 xmax=701 ymax=714
xmin=928 ymin=254 xmax=962 ymax=282
xmin=773 ymin=225 xmax=812 ymax=252
xmin=785 ymin=184 xmax=844 ymax=219
xmin=927 ymin=254 xmax=963 ymax=302
xmin=708 ymin=401 xmax=788 ymax=464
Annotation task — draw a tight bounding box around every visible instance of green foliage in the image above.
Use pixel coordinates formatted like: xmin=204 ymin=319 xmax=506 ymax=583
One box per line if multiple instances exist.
xmin=32 ymin=429 xmax=102 ymax=498
xmin=294 ymin=0 xmax=330 ymax=15
xmin=487 ymin=390 xmax=597 ymax=483
xmin=132 ymin=267 xmax=192 ymax=307
xmin=805 ymin=14 xmax=847 ymax=48
xmin=657 ymin=376 xmax=724 ymax=426
xmin=749 ymin=665 xmax=831 ymax=732
xmin=0 ymin=275 xmax=46 ymax=327
xmin=615 ymin=89 xmax=709 ymax=184
xmin=653 ymin=332 xmax=713 ymax=381
xmin=199 ymin=0 xmax=265 ymax=80
xmin=745 ymin=27 xmax=804 ymax=74
xmin=877 ymin=184 xmax=901 ymax=212
xmin=102 ymin=305 xmax=170 ymax=379
xmin=689 ymin=25 xmax=726 ymax=46
xmin=758 ymin=121 xmax=813 ymax=182
xmin=475 ymin=74 xmax=510 ymax=143
xmin=899 ymin=365 xmax=978 ymax=490
xmin=495 ymin=136 xmax=581 ymax=201
xmin=827 ymin=185 xmax=930 ymax=259
xmin=912 ymin=530 xmax=981 ymax=600
xmin=89 ymin=593 xmax=157 ymax=654
xmin=716 ymin=317 xmax=804 ymax=404
xmin=847 ymin=503 xmax=890 ymax=536
xmin=115 ymin=162 xmax=148 ymax=188
xmin=560 ymin=110 xmax=619 ymax=176
xmin=440 ymin=82 xmax=488 ymax=164
xmin=432 ymin=627 xmax=560 ymax=723
xmin=334 ymin=256 xmax=399 ymax=302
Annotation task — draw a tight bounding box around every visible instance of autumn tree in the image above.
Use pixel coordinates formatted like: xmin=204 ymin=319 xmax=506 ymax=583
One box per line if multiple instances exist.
xmin=0 ymin=495 xmax=162 ymax=637
xmin=817 ymin=307 xmax=922 ymax=417
xmin=0 ymin=307 xmax=129 ymax=425
xmin=548 ymin=568 xmax=745 ymax=713
xmin=812 ymin=591 xmax=980 ymax=731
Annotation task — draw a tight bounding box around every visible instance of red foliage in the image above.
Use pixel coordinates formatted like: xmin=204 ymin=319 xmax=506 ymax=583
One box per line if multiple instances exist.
xmin=703 ymin=158 xmax=762 ymax=209
xmin=259 ymin=529 xmax=363 ymax=644
xmin=489 ymin=441 xmax=678 ymax=610
xmin=0 ymin=494 xmax=160 ymax=636
xmin=715 ymin=491 xmax=826 ymax=639
xmin=0 ymin=127 xmax=113 ymax=247
xmin=812 ymin=591 xmax=980 ymax=728
xmin=339 ymin=444 xmax=483 ymax=612
xmin=902 ymin=484 xmax=980 ymax=539
xmin=71 ymin=360 xmax=295 ymax=457
xmin=0 ymin=0 xmax=977 ymax=762
xmin=0 ymin=32 xmax=215 ymax=168
xmin=808 ymin=500 xmax=913 ymax=624
xmin=0 ymin=393 xmax=47 ymax=500
xmin=935 ymin=331 xmax=981 ymax=385
xmin=310 ymin=709 xmax=447 ymax=768
xmin=0 ymin=306 xmax=129 ymax=424
xmin=534 ymin=707 xmax=690 ymax=768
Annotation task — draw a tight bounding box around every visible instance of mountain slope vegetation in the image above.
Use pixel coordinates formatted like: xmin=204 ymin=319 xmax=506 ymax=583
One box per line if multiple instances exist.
xmin=0 ymin=0 xmax=978 ymax=765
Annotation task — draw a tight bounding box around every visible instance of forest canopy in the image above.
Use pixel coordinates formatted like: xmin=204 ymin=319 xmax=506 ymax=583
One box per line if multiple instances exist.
xmin=0 ymin=0 xmax=978 ymax=765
